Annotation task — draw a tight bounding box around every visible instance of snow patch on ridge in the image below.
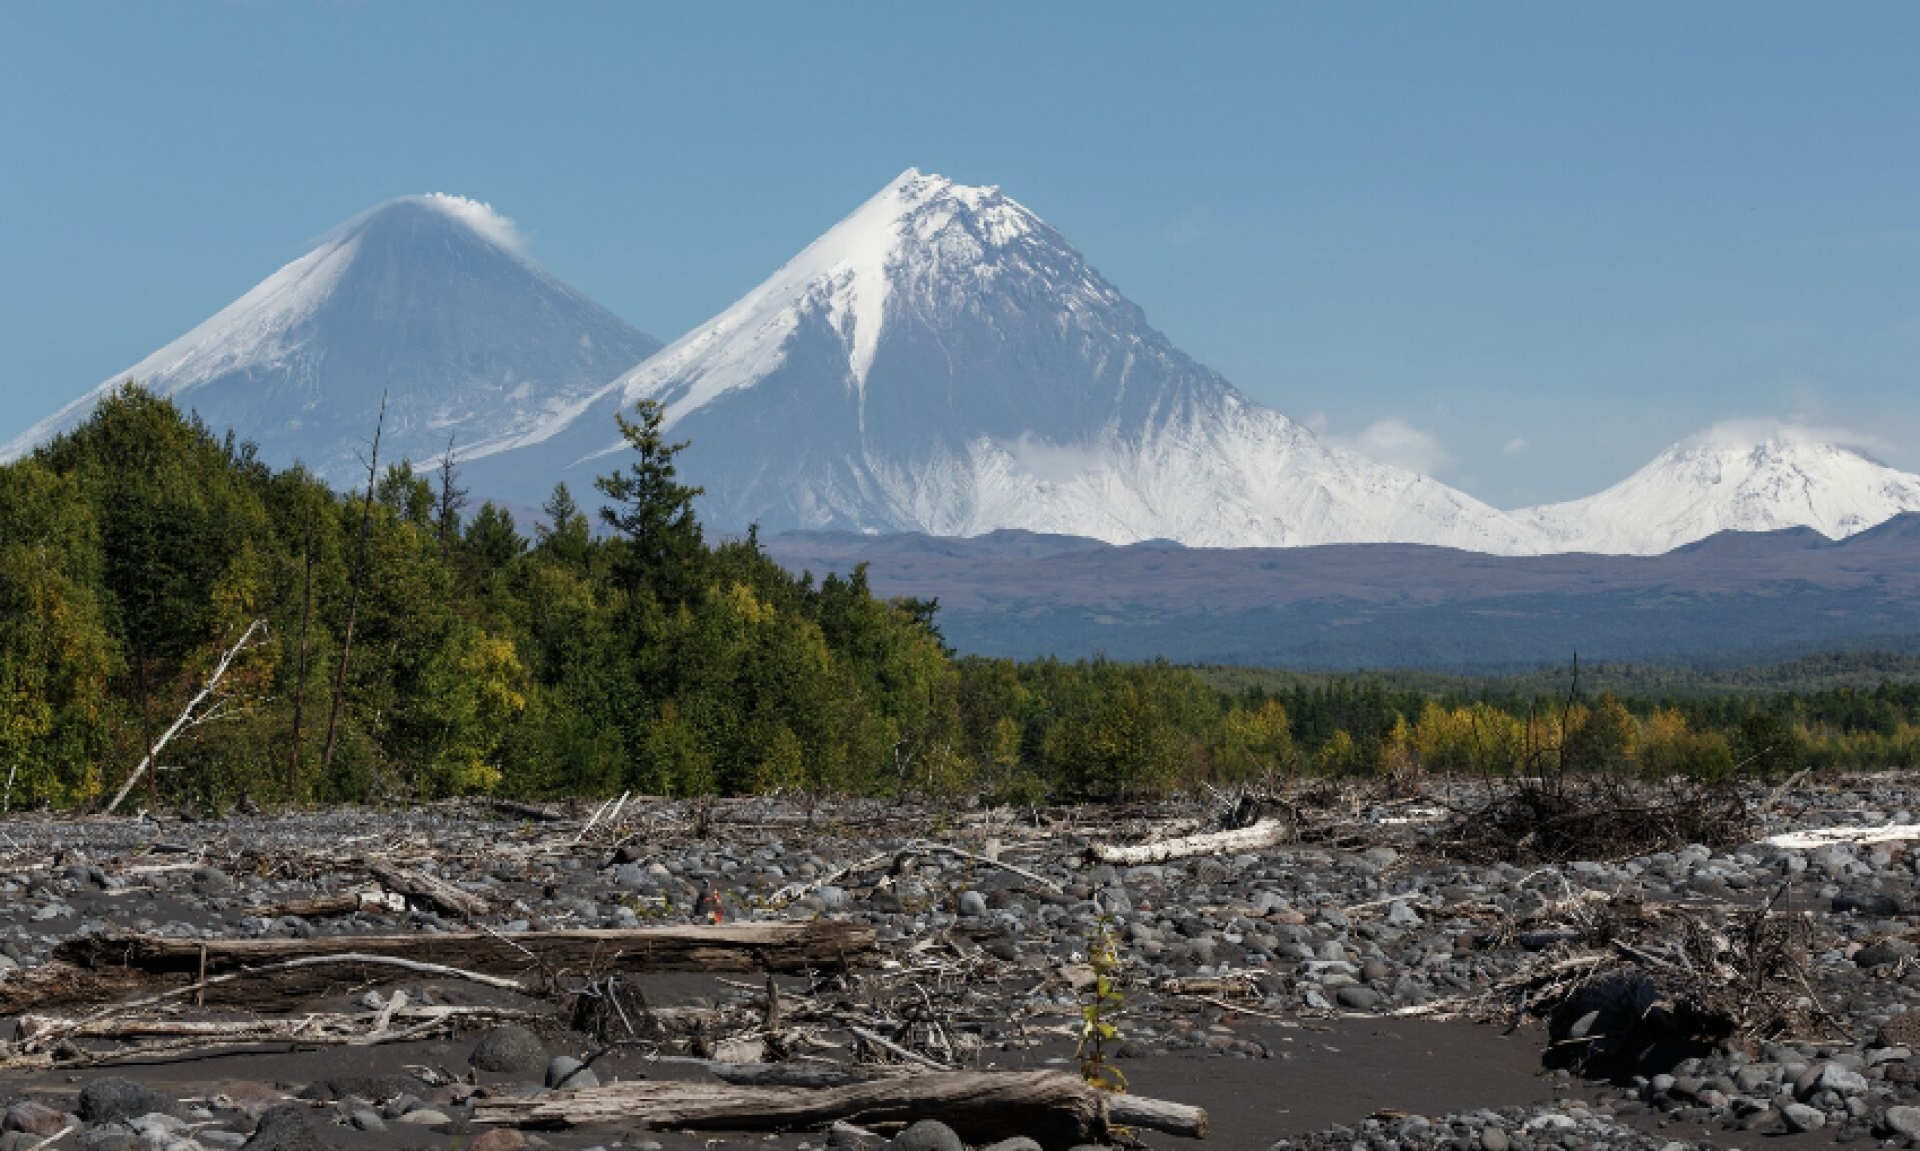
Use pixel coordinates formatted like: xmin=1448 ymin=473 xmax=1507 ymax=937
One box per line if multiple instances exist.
xmin=1516 ymin=424 xmax=1920 ymax=555
xmin=603 ymin=168 xmax=1045 ymax=431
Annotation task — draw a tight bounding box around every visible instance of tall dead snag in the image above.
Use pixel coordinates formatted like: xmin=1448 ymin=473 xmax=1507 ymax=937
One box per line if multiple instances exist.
xmin=473 ymin=1072 xmax=1112 ymax=1147
xmin=320 ymin=393 xmax=385 ymax=779
xmin=434 ymin=435 xmax=468 ymax=561
xmin=105 ymin=619 xmax=270 ymax=813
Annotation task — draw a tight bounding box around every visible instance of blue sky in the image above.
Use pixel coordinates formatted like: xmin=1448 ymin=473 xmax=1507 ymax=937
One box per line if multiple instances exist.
xmin=3 ymin=2 xmax=1917 ymax=506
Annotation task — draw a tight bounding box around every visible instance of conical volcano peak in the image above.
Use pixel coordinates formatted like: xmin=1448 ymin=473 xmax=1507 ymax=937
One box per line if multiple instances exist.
xmin=2 ymin=196 xmax=659 ymax=481
xmin=513 ymin=169 xmax=1539 ymax=554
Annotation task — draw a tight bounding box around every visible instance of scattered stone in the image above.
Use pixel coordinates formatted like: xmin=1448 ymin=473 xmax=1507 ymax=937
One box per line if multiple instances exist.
xmin=469 ymin=1024 xmax=547 ymax=1073
xmin=890 ymin=1120 xmax=964 ymax=1151
xmin=3 ymin=1103 xmax=71 ymax=1137
xmin=545 ymin=1056 xmax=598 ymax=1089
xmin=78 ymin=1080 xmax=175 ymax=1125
xmin=241 ymin=1106 xmax=322 ymax=1151
xmin=1783 ymin=1102 xmax=1826 ymax=1132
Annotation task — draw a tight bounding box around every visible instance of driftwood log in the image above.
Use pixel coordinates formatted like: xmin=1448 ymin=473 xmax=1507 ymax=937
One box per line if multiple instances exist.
xmin=474 ymin=1071 xmax=1111 ymax=1146
xmin=1087 ymin=816 xmax=1293 ymax=865
xmin=363 ymin=859 xmax=490 ymax=918
xmin=2 ymin=922 xmax=875 ymax=1012
xmin=490 ymin=798 xmax=569 ymax=823
xmin=692 ymin=1063 xmax=1208 ymax=1138
xmin=244 ymin=892 xmax=382 ymax=920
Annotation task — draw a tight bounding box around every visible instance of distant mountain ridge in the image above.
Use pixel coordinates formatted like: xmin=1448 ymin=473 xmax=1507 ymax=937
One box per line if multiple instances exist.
xmin=1 ymin=195 xmax=661 ymax=486
xmin=764 ymin=514 xmax=1920 ymax=669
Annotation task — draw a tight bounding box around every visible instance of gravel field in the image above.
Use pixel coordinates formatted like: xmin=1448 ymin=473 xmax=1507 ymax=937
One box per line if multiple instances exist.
xmin=2 ymin=780 xmax=1919 ymax=1151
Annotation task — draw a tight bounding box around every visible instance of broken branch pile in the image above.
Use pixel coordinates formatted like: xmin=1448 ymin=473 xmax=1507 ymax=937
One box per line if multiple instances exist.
xmin=1408 ymin=885 xmax=1836 ymax=1073
xmin=1437 ymin=774 xmax=1751 ymax=865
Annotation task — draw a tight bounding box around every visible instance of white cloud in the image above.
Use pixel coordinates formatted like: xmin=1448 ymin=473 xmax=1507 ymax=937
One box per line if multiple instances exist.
xmin=1003 ymin=432 xmax=1105 ymax=484
xmin=1324 ymin=417 xmax=1450 ymax=475
xmin=1683 ymin=418 xmax=1892 ymax=458
xmin=1502 ymin=437 xmax=1529 ymax=456
xmin=414 ymin=193 xmax=528 ymax=254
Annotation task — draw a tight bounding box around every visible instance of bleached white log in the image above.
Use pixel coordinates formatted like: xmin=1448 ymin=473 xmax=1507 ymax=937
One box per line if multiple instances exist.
xmin=1087 ymin=816 xmax=1293 ymax=865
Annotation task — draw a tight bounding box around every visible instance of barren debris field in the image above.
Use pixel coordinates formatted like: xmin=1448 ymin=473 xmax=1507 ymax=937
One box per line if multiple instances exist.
xmin=1 ymin=780 xmax=1919 ymax=1151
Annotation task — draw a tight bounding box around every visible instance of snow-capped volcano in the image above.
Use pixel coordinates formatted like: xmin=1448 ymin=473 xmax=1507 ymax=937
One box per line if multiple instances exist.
xmin=474 ymin=169 xmax=1539 ymax=553
xmin=1517 ymin=423 xmax=1920 ymax=555
xmin=1 ymin=195 xmax=660 ymax=484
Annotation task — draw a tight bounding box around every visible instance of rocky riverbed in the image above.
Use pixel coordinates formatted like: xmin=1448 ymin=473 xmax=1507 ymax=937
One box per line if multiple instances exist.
xmin=1 ymin=779 xmax=1919 ymax=1150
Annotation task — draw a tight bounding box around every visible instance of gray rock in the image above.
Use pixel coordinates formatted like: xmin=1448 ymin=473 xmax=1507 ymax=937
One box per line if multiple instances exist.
xmin=545 ymin=1056 xmax=598 ymax=1089
xmin=79 ymin=1080 xmax=175 ymax=1125
xmin=78 ymin=1128 xmax=137 ymax=1151
xmin=1335 ymin=985 xmax=1382 ymax=1010
xmin=1816 ymin=1062 xmax=1869 ymax=1096
xmin=469 ymin=1024 xmax=546 ymax=1073
xmin=1782 ymin=1102 xmax=1826 ymax=1133
xmin=1857 ymin=938 xmax=1917 ymax=967
xmin=1883 ymin=1105 xmax=1920 ymax=1141
xmin=348 ymin=1111 xmax=385 ymax=1132
xmin=191 ymin=868 xmax=234 ymax=894
xmin=1479 ymin=1128 xmax=1510 ymax=1151
xmin=958 ymin=891 xmax=988 ymax=917
xmin=242 ymin=1106 xmax=322 ymax=1151
xmin=4 ymin=1103 xmax=72 ymax=1137
xmin=395 ymin=1110 xmax=450 ymax=1126
xmin=1834 ymin=891 xmax=1902 ymax=916
xmin=980 ymin=1141 xmax=1043 ymax=1151
xmin=890 ymin=1120 xmax=964 ymax=1151
xmin=296 ymin=1076 xmax=415 ymax=1103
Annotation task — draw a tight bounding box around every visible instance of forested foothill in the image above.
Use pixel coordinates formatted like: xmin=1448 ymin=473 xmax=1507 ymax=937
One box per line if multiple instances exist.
xmin=3 ymin=385 xmax=1917 ymax=813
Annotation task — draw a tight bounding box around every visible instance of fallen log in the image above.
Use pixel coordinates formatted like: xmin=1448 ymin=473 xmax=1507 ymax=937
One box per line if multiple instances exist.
xmin=7 ymin=922 xmax=875 ymax=1012
xmin=699 ymin=1061 xmax=906 ymax=1089
xmin=490 ymin=798 xmax=570 ymax=823
xmin=1111 ymin=1093 xmax=1210 ymax=1139
xmin=473 ymin=1071 xmax=1109 ymax=1146
xmin=364 ymin=859 xmax=490 ymax=918
xmin=244 ymin=891 xmax=390 ymax=920
xmin=691 ymin=1063 xmax=1208 ymax=1139
xmin=1087 ymin=817 xmax=1293 ymax=865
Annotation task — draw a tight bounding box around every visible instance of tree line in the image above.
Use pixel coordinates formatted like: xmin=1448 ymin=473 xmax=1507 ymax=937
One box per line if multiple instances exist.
xmin=1 ymin=386 xmax=1916 ymax=811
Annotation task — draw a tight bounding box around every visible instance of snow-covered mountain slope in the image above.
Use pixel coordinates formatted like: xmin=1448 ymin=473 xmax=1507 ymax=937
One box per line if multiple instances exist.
xmin=1516 ymin=425 xmax=1920 ymax=555
xmin=470 ymin=169 xmax=1540 ymax=553
xmin=1 ymin=195 xmax=660 ymax=485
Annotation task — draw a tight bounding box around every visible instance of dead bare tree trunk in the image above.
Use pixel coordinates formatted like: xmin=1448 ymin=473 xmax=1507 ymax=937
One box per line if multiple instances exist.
xmin=320 ymin=394 xmax=385 ymax=781
xmin=106 ymin=620 xmax=270 ymax=813
xmin=434 ymin=435 xmax=468 ymax=562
